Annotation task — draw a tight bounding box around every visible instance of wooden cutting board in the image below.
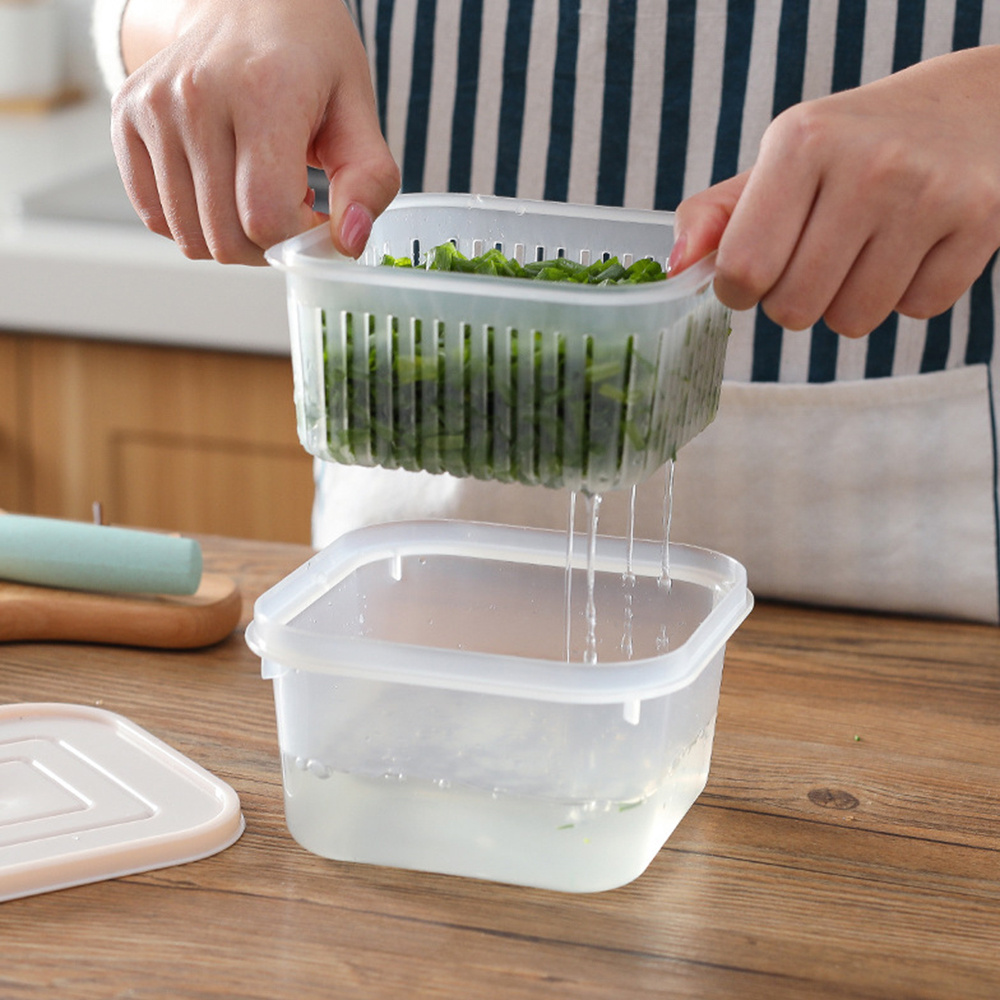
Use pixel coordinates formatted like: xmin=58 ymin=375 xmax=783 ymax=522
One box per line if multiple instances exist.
xmin=0 ymin=572 xmax=242 ymax=649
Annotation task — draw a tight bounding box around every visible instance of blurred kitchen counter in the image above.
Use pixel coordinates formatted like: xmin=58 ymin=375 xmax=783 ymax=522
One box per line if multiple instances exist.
xmin=0 ymin=95 xmax=289 ymax=354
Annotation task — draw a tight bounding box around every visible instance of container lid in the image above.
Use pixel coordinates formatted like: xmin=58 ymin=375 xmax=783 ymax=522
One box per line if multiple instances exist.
xmin=0 ymin=703 xmax=244 ymax=903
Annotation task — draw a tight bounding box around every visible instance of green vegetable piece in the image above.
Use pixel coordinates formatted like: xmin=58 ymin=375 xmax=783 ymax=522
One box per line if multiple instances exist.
xmin=534 ymin=265 xmax=570 ymax=282
xmin=387 ymin=243 xmax=669 ymax=286
xmin=618 ymin=800 xmax=644 ymax=812
xmin=625 ymin=257 xmax=664 ymax=282
xmin=432 ymin=242 xmax=464 ymax=271
xmin=552 ymin=258 xmax=588 ymax=279
xmin=594 ymin=261 xmax=627 ymax=283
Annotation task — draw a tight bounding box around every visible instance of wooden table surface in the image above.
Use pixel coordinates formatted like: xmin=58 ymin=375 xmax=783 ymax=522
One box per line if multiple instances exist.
xmin=0 ymin=534 xmax=997 ymax=1000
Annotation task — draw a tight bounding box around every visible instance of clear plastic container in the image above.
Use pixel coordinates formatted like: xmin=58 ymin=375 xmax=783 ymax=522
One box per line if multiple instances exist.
xmin=265 ymin=194 xmax=731 ymax=492
xmin=245 ymin=520 xmax=752 ymax=893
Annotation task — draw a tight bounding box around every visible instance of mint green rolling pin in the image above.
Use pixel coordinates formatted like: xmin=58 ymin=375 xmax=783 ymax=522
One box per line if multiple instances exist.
xmin=0 ymin=515 xmax=202 ymax=595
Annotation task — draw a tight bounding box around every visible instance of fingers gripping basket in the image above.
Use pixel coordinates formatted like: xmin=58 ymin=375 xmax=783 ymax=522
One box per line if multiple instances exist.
xmin=266 ymin=194 xmax=731 ymax=493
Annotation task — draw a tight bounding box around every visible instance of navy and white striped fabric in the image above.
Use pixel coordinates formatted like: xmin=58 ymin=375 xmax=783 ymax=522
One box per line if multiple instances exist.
xmin=350 ymin=0 xmax=999 ymax=387
xmin=326 ymin=0 xmax=1000 ymax=622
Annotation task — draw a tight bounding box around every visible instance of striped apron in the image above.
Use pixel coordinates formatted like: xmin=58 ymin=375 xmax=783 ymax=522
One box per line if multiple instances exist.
xmin=314 ymin=0 xmax=1000 ymax=621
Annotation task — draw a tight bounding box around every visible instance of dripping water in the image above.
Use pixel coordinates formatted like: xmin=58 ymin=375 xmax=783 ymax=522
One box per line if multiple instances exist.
xmin=658 ymin=458 xmax=675 ymax=593
xmin=563 ymin=488 xmax=604 ymax=664
xmin=620 ymin=484 xmax=637 ymax=659
xmin=582 ymin=491 xmax=603 ymax=665
xmin=656 ymin=458 xmax=675 ymax=652
xmin=564 ymin=460 xmax=676 ymax=664
xmin=564 ymin=490 xmax=577 ymax=663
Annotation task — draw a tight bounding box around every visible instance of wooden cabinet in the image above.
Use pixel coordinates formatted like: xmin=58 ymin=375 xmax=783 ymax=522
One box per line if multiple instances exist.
xmin=0 ymin=334 xmax=30 ymax=513
xmin=1 ymin=332 xmax=315 ymax=545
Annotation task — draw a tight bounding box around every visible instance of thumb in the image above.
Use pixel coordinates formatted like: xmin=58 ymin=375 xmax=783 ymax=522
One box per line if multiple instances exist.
xmin=668 ymin=171 xmax=750 ymax=275
xmin=327 ymin=155 xmax=400 ymax=258
xmin=318 ymin=109 xmax=400 ymax=258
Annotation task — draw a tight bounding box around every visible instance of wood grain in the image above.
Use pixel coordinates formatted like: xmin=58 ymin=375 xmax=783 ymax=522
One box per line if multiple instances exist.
xmin=0 ymin=334 xmax=29 ymax=512
xmin=3 ymin=332 xmax=315 ymax=543
xmin=0 ymin=537 xmax=996 ymax=1000
xmin=0 ymin=571 xmax=242 ymax=647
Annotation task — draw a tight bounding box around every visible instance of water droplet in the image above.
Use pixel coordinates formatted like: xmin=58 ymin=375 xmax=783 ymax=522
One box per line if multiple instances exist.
xmin=656 ymin=624 xmax=670 ymax=653
xmin=306 ymin=759 xmax=330 ymax=779
xmin=583 ymin=492 xmax=603 ymax=665
xmin=658 ymin=459 xmax=675 ymax=593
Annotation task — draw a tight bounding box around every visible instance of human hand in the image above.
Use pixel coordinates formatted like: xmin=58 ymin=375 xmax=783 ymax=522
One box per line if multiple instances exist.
xmin=670 ymin=46 xmax=1000 ymax=337
xmin=110 ymin=0 xmax=400 ymax=264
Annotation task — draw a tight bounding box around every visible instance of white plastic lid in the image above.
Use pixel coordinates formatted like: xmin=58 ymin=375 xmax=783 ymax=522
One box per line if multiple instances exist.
xmin=0 ymin=702 xmax=245 ymax=903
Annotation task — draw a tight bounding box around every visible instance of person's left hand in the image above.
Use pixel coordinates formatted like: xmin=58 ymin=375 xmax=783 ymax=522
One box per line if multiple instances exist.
xmin=670 ymin=45 xmax=1000 ymax=337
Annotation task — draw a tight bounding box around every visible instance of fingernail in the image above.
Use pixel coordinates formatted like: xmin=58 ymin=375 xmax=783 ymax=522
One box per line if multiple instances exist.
xmin=340 ymin=202 xmax=373 ymax=257
xmin=667 ymin=232 xmax=687 ymax=275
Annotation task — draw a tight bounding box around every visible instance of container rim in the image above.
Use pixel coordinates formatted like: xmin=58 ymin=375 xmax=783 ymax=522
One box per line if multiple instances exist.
xmin=246 ymin=520 xmax=753 ymax=705
xmin=264 ymin=192 xmax=718 ymax=304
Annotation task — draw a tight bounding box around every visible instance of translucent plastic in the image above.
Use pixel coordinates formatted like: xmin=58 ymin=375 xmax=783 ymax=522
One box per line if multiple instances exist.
xmin=246 ymin=520 xmax=752 ymax=892
xmin=0 ymin=703 xmax=244 ymax=902
xmin=266 ymin=194 xmax=731 ymax=492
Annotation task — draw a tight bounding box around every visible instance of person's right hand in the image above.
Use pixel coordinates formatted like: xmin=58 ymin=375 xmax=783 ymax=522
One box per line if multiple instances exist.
xmin=110 ymin=0 xmax=400 ymax=264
